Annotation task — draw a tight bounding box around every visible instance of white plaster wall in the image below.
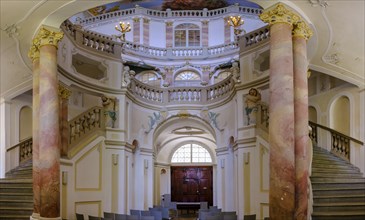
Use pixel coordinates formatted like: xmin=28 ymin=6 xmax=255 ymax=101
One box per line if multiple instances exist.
xmin=149 ymin=21 xmax=166 ymax=48
xmin=208 ymin=19 xmax=224 ymax=46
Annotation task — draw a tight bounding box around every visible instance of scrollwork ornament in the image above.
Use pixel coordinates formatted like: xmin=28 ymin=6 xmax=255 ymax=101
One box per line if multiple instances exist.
xmin=259 ymin=3 xmax=300 ymax=27
xmin=292 ymin=21 xmax=313 ymax=40
xmin=28 ymin=38 xmax=40 ymax=62
xmin=36 ymin=27 xmax=64 ymax=49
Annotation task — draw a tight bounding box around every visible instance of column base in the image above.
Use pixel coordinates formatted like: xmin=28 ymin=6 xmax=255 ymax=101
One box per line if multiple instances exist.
xmin=31 ymin=213 xmax=40 ymax=219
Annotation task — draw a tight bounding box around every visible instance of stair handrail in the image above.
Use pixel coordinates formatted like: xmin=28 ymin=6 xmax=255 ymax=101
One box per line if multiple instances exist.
xmin=68 ymin=106 xmax=105 ymax=150
xmin=6 ymin=137 xmax=33 ymax=164
xmin=309 ymin=121 xmax=363 ymax=161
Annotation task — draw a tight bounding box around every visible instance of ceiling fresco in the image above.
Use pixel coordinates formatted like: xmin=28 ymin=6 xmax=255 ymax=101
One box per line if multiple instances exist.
xmin=88 ymin=0 xmax=262 ymax=16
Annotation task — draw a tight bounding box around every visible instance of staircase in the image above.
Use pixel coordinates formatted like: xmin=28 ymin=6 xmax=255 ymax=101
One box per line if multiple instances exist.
xmin=311 ymin=147 xmax=365 ymax=220
xmin=0 ymin=159 xmax=33 ymax=220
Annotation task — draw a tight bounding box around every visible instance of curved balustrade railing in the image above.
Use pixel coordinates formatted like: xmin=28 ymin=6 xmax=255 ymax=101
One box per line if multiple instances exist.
xmin=129 ymin=75 xmax=234 ymax=105
xmin=61 ymin=19 xmax=269 ymax=61
xmin=68 ymin=106 xmax=105 ymax=148
xmin=79 ymin=5 xmax=263 ymax=27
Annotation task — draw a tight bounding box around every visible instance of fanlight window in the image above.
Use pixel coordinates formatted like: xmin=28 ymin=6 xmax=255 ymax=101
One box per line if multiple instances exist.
xmin=175 ymin=71 xmax=200 ymax=81
xmin=171 ymin=144 xmax=212 ymax=163
xmin=137 ymin=72 xmax=160 ymax=86
xmin=175 ymin=23 xmax=200 ymax=47
xmin=214 ymin=71 xmax=231 ymax=83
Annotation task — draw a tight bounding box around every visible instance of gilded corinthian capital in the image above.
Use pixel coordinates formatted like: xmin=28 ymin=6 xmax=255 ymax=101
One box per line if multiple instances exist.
xmin=293 ymin=21 xmax=313 ymax=40
xmin=58 ymin=84 xmax=72 ymax=99
xmin=259 ymin=3 xmax=300 ymax=26
xmin=35 ymin=27 xmax=64 ymax=48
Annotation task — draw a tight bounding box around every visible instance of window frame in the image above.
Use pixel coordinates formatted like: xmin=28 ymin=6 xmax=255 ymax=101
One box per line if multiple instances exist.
xmin=174 ymin=23 xmax=201 ymax=48
xmin=171 ymin=143 xmax=212 ymax=164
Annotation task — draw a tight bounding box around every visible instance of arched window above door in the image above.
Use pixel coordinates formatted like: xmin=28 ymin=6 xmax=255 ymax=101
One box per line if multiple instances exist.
xmin=171 ymin=143 xmax=212 ymax=163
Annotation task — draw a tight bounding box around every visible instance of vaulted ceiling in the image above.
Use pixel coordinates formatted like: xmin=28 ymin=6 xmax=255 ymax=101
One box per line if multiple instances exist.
xmin=1 ymin=0 xmax=364 ymax=97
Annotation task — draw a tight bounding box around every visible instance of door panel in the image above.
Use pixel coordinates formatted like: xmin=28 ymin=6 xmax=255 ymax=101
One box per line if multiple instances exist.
xmin=171 ymin=166 xmax=213 ymax=206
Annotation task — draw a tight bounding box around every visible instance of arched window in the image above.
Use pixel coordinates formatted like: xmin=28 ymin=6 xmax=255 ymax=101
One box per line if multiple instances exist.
xmin=137 ymin=72 xmax=160 ymax=86
xmin=171 ymin=143 xmax=212 ymax=163
xmin=175 ymin=23 xmax=200 ymax=47
xmin=175 ymin=71 xmax=200 ymax=81
xmin=214 ymin=71 xmax=231 ymax=83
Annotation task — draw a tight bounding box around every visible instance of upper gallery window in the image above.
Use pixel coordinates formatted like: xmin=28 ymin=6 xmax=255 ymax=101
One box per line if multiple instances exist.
xmin=137 ymin=72 xmax=160 ymax=86
xmin=174 ymin=23 xmax=200 ymax=47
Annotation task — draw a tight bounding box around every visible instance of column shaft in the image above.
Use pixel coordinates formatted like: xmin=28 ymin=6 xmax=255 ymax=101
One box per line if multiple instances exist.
xmin=269 ymin=22 xmax=295 ymax=219
xmin=39 ymin=44 xmax=60 ymax=218
xmin=32 ymin=58 xmax=41 ymax=218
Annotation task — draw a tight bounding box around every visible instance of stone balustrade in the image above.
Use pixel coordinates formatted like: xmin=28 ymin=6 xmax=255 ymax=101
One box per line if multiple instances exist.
xmin=69 ymin=106 xmax=104 ymax=148
xmin=129 ymin=75 xmax=234 ymax=105
xmin=78 ymin=5 xmax=263 ymax=27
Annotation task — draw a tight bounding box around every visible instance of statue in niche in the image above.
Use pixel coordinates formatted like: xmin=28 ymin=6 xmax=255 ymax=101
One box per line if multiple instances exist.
xmin=122 ymin=65 xmax=135 ymax=87
xmin=245 ymin=88 xmax=261 ymax=125
xmin=101 ymin=95 xmax=117 ymax=128
xmin=230 ymin=61 xmax=241 ymax=83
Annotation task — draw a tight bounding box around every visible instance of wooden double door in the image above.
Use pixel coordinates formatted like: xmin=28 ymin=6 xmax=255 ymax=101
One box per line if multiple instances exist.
xmin=171 ymin=166 xmax=213 ymax=206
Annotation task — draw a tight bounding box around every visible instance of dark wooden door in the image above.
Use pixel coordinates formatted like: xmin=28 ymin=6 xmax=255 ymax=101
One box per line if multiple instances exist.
xmin=171 ymin=166 xmax=213 ymax=206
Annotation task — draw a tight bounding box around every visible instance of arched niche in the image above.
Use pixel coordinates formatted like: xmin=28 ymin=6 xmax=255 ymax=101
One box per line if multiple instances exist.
xmin=308 ymin=106 xmax=318 ymax=123
xmin=19 ymin=106 xmax=32 ymax=141
xmin=330 ymin=96 xmax=350 ymax=135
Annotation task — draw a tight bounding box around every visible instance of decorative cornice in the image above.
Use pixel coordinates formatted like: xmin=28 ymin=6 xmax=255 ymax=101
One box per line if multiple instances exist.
xmin=35 ymin=27 xmax=64 ymax=49
xmin=58 ymin=84 xmax=72 ymax=99
xmin=292 ymin=21 xmax=313 ymax=40
xmin=259 ymin=3 xmax=300 ymax=27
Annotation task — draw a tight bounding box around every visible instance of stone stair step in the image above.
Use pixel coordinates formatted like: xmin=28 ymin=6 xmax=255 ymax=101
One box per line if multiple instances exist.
xmin=311 ymin=163 xmax=357 ymax=170
xmin=0 ymin=215 xmax=31 ymax=220
xmin=312 ymin=182 xmax=365 ymax=189
xmin=311 ymin=177 xmax=365 ymax=183
xmin=311 ymin=172 xmax=363 ymax=178
xmin=0 ymin=200 xmax=33 ymax=208
xmin=0 ymin=192 xmax=33 ymax=200
xmin=0 ymin=206 xmax=33 ymax=215
xmin=313 ymin=188 xmax=365 ymax=196
xmin=313 ymin=202 xmax=365 ymax=212
xmin=312 ymin=211 xmax=365 ymax=220
xmin=311 ymin=168 xmax=361 ymax=175
xmin=0 ymin=186 xmax=33 ymax=193
xmin=313 ymin=194 xmax=365 ymax=203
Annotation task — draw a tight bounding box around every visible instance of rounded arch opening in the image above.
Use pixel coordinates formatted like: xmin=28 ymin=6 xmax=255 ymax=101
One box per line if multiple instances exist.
xmin=330 ymin=96 xmax=350 ymax=135
xmin=19 ymin=106 xmax=32 ymax=141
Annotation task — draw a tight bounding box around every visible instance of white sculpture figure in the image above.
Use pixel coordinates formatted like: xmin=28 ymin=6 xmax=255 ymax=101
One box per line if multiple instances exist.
xmin=230 ymin=61 xmax=241 ymax=83
xmin=244 ymin=88 xmax=261 ymax=125
xmin=122 ymin=65 xmax=135 ymax=87
xmin=101 ymin=95 xmax=117 ymax=128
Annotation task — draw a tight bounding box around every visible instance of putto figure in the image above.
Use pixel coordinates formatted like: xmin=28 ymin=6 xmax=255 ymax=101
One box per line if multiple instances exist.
xmin=101 ymin=95 xmax=117 ymax=128
xmin=245 ymin=88 xmax=261 ymax=125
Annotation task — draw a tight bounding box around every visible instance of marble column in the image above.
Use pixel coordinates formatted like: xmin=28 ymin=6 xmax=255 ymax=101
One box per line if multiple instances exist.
xmin=165 ymin=21 xmax=173 ymax=48
xmin=224 ymin=17 xmax=231 ymax=44
xmin=260 ymin=3 xmax=300 ymax=219
xmin=293 ymin=21 xmax=313 ymax=220
xmin=28 ymin=42 xmax=41 ymax=219
xmin=133 ymin=17 xmax=141 ymax=44
xmin=143 ymin=18 xmax=150 ymax=46
xmin=201 ymin=20 xmax=209 ymax=47
xmin=37 ymin=27 xmax=64 ymax=219
xmin=58 ymin=85 xmax=72 ymax=157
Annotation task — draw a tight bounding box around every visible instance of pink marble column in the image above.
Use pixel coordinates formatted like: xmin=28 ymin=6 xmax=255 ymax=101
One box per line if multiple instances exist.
xmin=29 ymin=42 xmax=41 ymax=219
xmin=224 ymin=17 xmax=231 ymax=44
xmin=58 ymin=85 xmax=71 ymax=157
xmin=37 ymin=27 xmax=64 ymax=219
xmin=165 ymin=21 xmax=173 ymax=48
xmin=202 ymin=20 xmax=209 ymax=47
xmin=293 ymin=21 xmax=313 ymax=220
xmin=260 ymin=3 xmax=299 ymax=219
xmin=133 ymin=17 xmax=140 ymax=44
xmin=143 ymin=18 xmax=150 ymax=46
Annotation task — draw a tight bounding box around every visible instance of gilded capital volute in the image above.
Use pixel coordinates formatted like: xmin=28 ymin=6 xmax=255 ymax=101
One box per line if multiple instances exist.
xmin=293 ymin=21 xmax=313 ymax=40
xmin=165 ymin=21 xmax=173 ymax=27
xmin=28 ymin=38 xmax=40 ymax=62
xmin=58 ymin=84 xmax=72 ymax=100
xmin=259 ymin=3 xmax=300 ymax=27
xmin=34 ymin=27 xmax=64 ymax=49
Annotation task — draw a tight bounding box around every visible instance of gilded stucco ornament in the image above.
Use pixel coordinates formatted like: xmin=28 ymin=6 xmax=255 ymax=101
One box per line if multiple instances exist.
xmin=36 ymin=27 xmax=64 ymax=48
xmin=58 ymin=84 xmax=72 ymax=99
xmin=293 ymin=21 xmax=313 ymax=40
xmin=28 ymin=38 xmax=40 ymax=62
xmin=259 ymin=3 xmax=300 ymax=26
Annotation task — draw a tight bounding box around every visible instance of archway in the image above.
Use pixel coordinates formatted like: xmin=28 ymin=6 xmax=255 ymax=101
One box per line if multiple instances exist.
xmin=19 ymin=106 xmax=32 ymax=141
xmin=330 ymin=96 xmax=350 ymax=135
